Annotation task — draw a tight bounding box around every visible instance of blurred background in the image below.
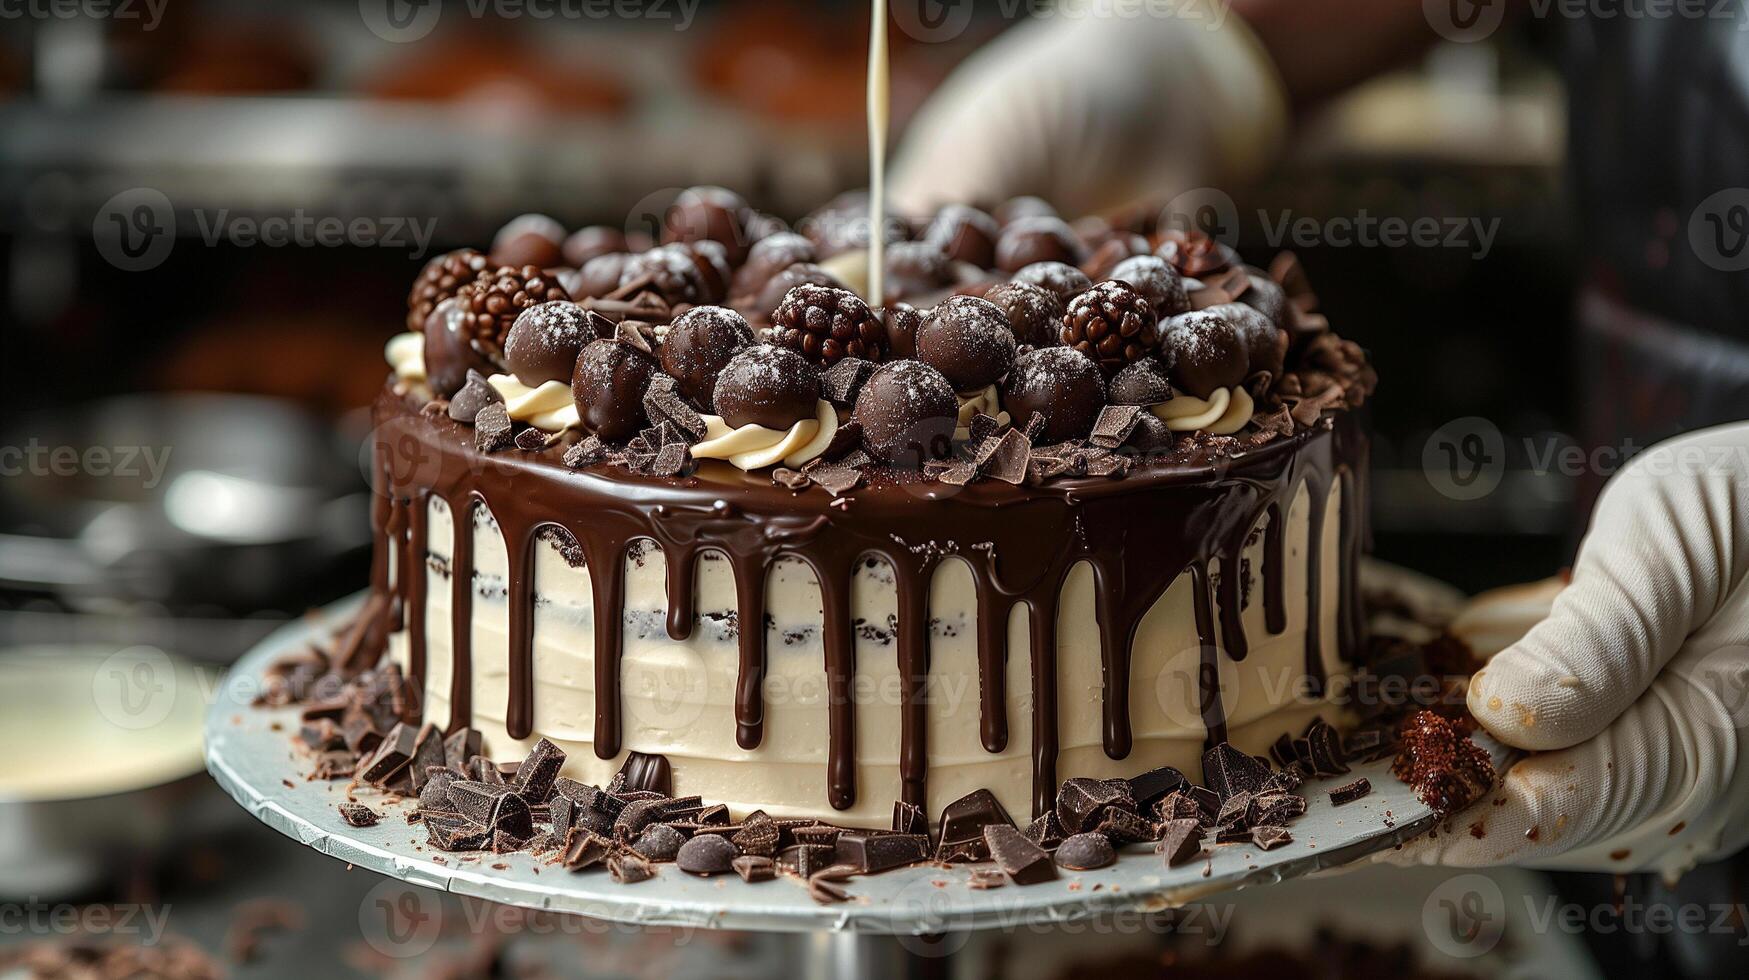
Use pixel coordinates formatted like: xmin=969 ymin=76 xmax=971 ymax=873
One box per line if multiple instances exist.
xmin=0 ymin=0 xmax=1598 ymax=977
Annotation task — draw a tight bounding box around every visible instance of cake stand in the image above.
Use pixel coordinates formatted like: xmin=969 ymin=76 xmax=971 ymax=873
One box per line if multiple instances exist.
xmin=205 ymin=590 xmax=1507 ymax=971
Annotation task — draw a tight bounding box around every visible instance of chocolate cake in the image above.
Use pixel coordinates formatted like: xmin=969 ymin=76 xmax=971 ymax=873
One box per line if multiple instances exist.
xmin=348 ymin=189 xmax=1377 ymax=827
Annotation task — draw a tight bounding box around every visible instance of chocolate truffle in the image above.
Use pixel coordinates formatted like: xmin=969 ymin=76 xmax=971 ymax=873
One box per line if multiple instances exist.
xmin=571 ymin=338 xmax=656 ymax=441
xmin=490 ymin=214 xmax=566 ymax=269
xmin=982 ymin=281 xmax=1064 ymax=349
xmin=1160 ymin=310 xmax=1250 ymax=398
xmin=994 ymin=216 xmax=1084 ymax=274
xmin=661 ymin=306 xmax=755 ymax=406
xmin=562 ymin=225 xmax=626 ymax=268
xmin=1239 ymin=272 xmax=1288 ymax=327
xmin=619 ymin=244 xmax=708 ymax=306
xmin=423 ymin=296 xmax=497 ymax=397
xmin=1110 ymin=254 xmax=1190 ymax=318
xmin=1001 ymin=346 xmax=1107 ymax=443
xmin=662 ymin=185 xmax=752 ymax=264
xmin=1108 ymin=358 xmax=1175 ymax=406
xmin=994 ymin=195 xmax=1057 ymax=225
xmin=915 ymin=295 xmax=1018 ymax=393
xmin=504 ymin=300 xmax=601 ymax=386
xmin=922 ymin=204 xmax=1000 ymax=268
xmin=730 ymin=232 xmax=816 ymax=300
xmin=1208 ymin=302 xmax=1286 ymax=381
xmin=883 ymin=241 xmax=954 ymax=301
xmin=752 ymin=263 xmax=849 ymax=320
xmin=686 ymin=239 xmax=733 ymax=304
xmin=712 ymin=345 xmax=820 ymax=430
xmin=1012 ymin=261 xmax=1092 ymax=302
xmin=879 ymin=303 xmax=922 ymax=360
xmin=852 ymin=360 xmax=958 ymax=466
xmin=571 ymin=252 xmax=633 ymax=299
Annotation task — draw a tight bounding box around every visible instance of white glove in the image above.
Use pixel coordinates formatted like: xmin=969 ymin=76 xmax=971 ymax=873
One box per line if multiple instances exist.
xmin=889 ymin=0 xmax=1288 ymax=218
xmin=1385 ymin=423 xmax=1749 ymax=879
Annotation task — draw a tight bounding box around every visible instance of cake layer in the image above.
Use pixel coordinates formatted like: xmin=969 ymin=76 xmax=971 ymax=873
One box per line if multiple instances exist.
xmin=361 ymin=385 xmax=1368 ymax=822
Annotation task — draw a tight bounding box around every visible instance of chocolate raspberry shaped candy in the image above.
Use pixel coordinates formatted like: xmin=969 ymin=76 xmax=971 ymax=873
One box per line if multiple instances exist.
xmin=1110 ymin=255 xmax=1190 ymax=318
xmin=1060 ymin=280 xmax=1159 ymax=377
xmin=1012 ymin=261 xmax=1092 ymax=302
xmin=505 ymin=300 xmax=603 ymax=386
xmin=1160 ymin=310 xmax=1250 ymax=399
xmin=490 ymin=214 xmax=566 ymax=269
xmin=879 ymin=303 xmax=922 ymax=360
xmin=1001 ymin=346 xmax=1107 ymax=444
xmin=730 ymin=232 xmax=816 ymax=301
xmin=750 ymin=263 xmax=849 ymax=321
xmin=982 ymin=281 xmax=1064 ymax=349
xmin=408 ymin=248 xmax=488 ymax=332
xmin=423 ymin=297 xmax=498 ymax=397
xmin=915 ymin=296 xmax=1017 ymax=393
xmin=562 ymin=225 xmax=627 ymax=268
xmin=770 ymin=284 xmax=886 ymax=366
xmin=995 ymin=216 xmax=1084 ymax=274
xmin=713 ymin=345 xmax=821 ymax=430
xmin=922 ymin=204 xmax=1000 ymax=269
xmin=459 ymin=265 xmax=570 ymax=362
xmin=852 ymin=360 xmax=958 ymax=467
xmin=619 ymin=244 xmax=709 ymax=306
xmin=571 ymin=338 xmax=656 ymax=442
xmin=661 ymin=306 xmax=755 ymax=406
xmin=662 ymin=185 xmax=753 ymax=265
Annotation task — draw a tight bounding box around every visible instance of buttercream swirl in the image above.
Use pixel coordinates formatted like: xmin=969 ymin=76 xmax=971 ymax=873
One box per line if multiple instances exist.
xmin=691 ymin=399 xmax=838 ymax=471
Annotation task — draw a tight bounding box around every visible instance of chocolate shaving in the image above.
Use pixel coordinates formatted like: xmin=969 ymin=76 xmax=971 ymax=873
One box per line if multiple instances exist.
xmin=1329 ymin=778 xmax=1372 ymax=806
xmin=772 ymin=467 xmax=810 ymax=491
xmin=473 ymin=403 xmax=515 ymax=453
xmin=1089 ymin=405 xmax=1143 ymax=449
xmin=820 ymin=357 xmax=875 ymax=406
xmin=985 ymin=428 xmax=1032 ymax=485
xmin=563 ymin=435 xmax=608 ymax=469
xmin=338 ymin=802 xmax=380 ymax=828
xmin=449 ymin=370 xmax=502 ymax=423
xmin=807 ymin=463 xmax=862 ymax=496
xmin=642 ymin=376 xmax=707 ymax=441
xmin=514 ymin=427 xmax=555 ymax=452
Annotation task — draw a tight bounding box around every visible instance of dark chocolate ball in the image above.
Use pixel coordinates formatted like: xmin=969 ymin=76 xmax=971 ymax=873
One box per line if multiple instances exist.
xmin=1012 ymin=261 xmax=1092 ymax=301
xmin=994 ymin=195 xmax=1057 ymax=225
xmin=982 ymin=280 xmax=1064 ymax=349
xmin=1110 ymin=254 xmax=1190 ymax=318
xmin=1209 ymin=302 xmax=1286 ymax=381
xmin=1108 ymin=358 xmax=1175 ymax=406
xmin=751 ymin=262 xmax=848 ymax=318
xmin=712 ymin=345 xmax=820 ymax=430
xmin=490 ymin=214 xmax=566 ymax=269
xmin=573 ymin=252 xmax=633 ymax=299
xmin=571 ymin=338 xmax=656 ymax=442
xmin=504 ymin=300 xmax=599 ymax=386
xmin=883 ymin=241 xmax=954 ymax=302
xmin=1001 ymin=346 xmax=1107 ymax=443
xmin=562 ymin=225 xmax=627 ymax=268
xmin=1160 ymin=310 xmax=1250 ymax=399
xmin=662 ymin=185 xmax=752 ymax=265
xmin=620 ymin=244 xmax=708 ymax=306
xmin=852 ymin=360 xmax=958 ymax=466
xmin=685 ymin=239 xmax=733 ymax=304
xmin=915 ymin=295 xmax=1018 ymax=393
xmin=1240 ymin=272 xmax=1287 ymax=327
xmin=879 ymin=303 xmax=922 ymax=360
xmin=994 ymin=216 xmax=1083 ymax=273
xmin=922 ymin=204 xmax=999 ymax=268
xmin=422 ymin=296 xmax=497 ymax=397
xmin=730 ymin=232 xmax=816 ymax=300
xmin=661 ymin=306 xmax=755 ymax=406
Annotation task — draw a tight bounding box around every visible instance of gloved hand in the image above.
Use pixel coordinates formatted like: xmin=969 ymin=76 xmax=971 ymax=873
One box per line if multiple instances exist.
xmin=1384 ymin=423 xmax=1749 ymax=879
xmin=888 ymin=0 xmax=1288 ymax=218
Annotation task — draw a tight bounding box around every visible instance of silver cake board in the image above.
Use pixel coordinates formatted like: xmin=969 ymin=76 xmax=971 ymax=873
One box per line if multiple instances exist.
xmin=205 ymin=593 xmax=1508 ymax=936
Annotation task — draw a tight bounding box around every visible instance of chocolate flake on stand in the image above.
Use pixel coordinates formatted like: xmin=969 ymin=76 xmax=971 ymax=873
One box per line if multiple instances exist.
xmin=1253 ymin=825 xmax=1293 ymax=850
xmin=984 ymin=825 xmax=1057 ymax=885
xmin=1329 ymin=778 xmax=1372 ymax=806
xmin=731 ymin=855 xmax=775 ymax=882
xmin=338 ymin=802 xmax=380 ymax=828
xmin=771 ymin=468 xmax=810 ymax=491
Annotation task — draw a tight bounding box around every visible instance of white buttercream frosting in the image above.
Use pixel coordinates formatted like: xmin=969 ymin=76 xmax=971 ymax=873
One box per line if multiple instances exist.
xmin=1152 ymin=385 xmax=1253 ymax=435
xmin=690 ymin=399 xmax=837 ymax=471
xmin=488 ymin=374 xmax=579 ymax=433
xmin=953 ymin=385 xmax=1009 ymax=440
xmin=385 ymin=332 xmax=426 ymax=383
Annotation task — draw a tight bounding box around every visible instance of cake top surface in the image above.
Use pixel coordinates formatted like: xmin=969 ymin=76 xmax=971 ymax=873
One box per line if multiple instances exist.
xmin=390 ymin=187 xmax=1376 ymax=496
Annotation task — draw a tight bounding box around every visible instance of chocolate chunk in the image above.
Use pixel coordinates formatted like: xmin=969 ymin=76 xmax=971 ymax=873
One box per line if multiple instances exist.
xmin=449 ymin=782 xmax=533 ymax=840
xmin=1054 ymin=832 xmax=1116 ymax=871
xmin=936 ymin=789 xmax=1014 ymax=863
xmin=968 ymin=869 xmax=1008 ymax=890
xmin=298 ymin=719 xmax=343 ymax=752
xmin=732 ymin=855 xmax=775 ymax=882
xmin=563 ymin=435 xmax=609 ymax=469
xmin=1269 ymin=734 xmax=1299 ymax=770
xmin=405 ymin=726 xmax=447 ymax=794
xmin=443 ymin=728 xmax=481 ymax=772
xmin=1089 ymin=405 xmax=1143 ymax=449
xmin=807 ymin=463 xmax=861 ymax=496
xmin=791 ymin=824 xmax=844 ymax=848
xmin=473 ymin=403 xmax=515 ymax=452
xmin=338 ymin=802 xmax=380 ymax=828
xmin=513 ymin=427 xmax=553 ymax=451
xmin=1158 ymin=819 xmax=1203 ymax=867
xmin=449 ymin=369 xmax=503 ymax=423
xmin=835 ymin=832 xmax=929 ymax=874
xmin=1214 ymin=824 xmax=1253 ymax=844
xmin=1216 ymin=792 xmax=1253 ymax=830
xmin=1253 ymin=825 xmax=1293 ymax=850
xmin=983 ymin=825 xmax=1056 ymax=885
xmin=608 ymin=851 xmax=655 ymax=883
xmin=892 ymin=800 xmax=926 ymax=836
xmin=1188 ymin=785 xmax=1221 ymax=818
xmin=1202 ymin=743 xmax=1271 ymax=800
xmin=418 ymin=767 xmax=461 ymax=815
xmin=491 ymin=828 xmax=530 ymax=853
xmin=426 ymin=814 xmax=492 ymax=852
xmin=1128 ymin=766 xmax=1188 ymax=809
xmin=509 ymin=737 xmax=565 ymax=803
xmin=313 ymin=751 xmax=358 ymax=780
xmin=1154 ymin=790 xmax=1206 ymax=826
xmin=632 ymin=824 xmax=686 ymax=862
xmin=776 ymin=844 xmax=837 ymax=878
xmin=820 ymin=356 xmax=875 ymax=406
xmin=696 ymin=803 xmax=730 ymax=826
xmin=562 ymin=828 xmax=612 ymax=871
xmin=985 ymin=428 xmax=1032 ymax=485
xmin=359 ymin=723 xmax=419 ymax=786
xmin=613 ymin=798 xmax=665 ymax=839
xmin=1306 ymin=718 xmax=1351 ymax=776
xmin=1251 ymin=793 xmax=1308 ymax=827
xmin=613 ymin=751 xmax=673 ymax=796
xmin=643 ymin=375 xmax=708 ymax=441
xmin=674 ymin=833 xmax=735 ymax=875
xmin=1056 ymin=777 xmax=1126 ymax=835
xmin=1094 ymin=806 xmax=1156 ymax=845
xmin=807 ymin=876 xmax=851 ymax=904
xmin=731 ymin=814 xmax=780 ymax=857
xmin=1329 ymin=778 xmax=1372 ymax=806
xmin=1023 ymin=811 xmax=1066 ymax=849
